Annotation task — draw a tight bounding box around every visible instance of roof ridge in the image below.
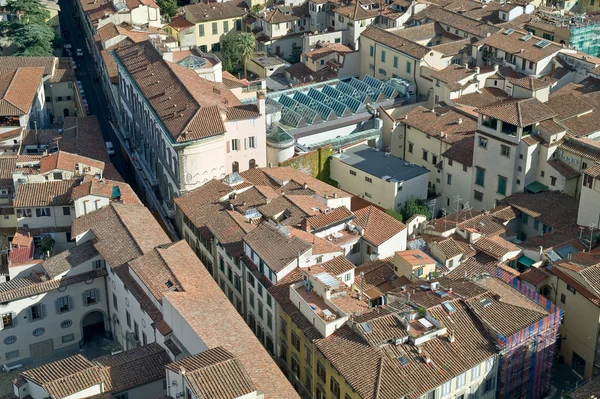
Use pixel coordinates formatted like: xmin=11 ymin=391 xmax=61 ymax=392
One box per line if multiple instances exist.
xmin=578 ymin=266 xmax=600 ymax=296
xmin=373 ymin=356 xmax=385 ymax=399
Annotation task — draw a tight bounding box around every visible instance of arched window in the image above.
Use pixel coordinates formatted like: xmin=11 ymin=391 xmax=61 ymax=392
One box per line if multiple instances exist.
xmin=232 ymin=161 xmax=239 ymax=173
xmin=249 ymin=159 xmax=256 ymax=169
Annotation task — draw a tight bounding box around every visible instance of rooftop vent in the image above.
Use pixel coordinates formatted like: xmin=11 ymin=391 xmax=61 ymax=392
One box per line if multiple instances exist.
xmin=361 ymin=321 xmax=372 ymax=333
xmin=535 ymin=40 xmax=552 ymax=48
xmin=503 ymin=28 xmax=515 ymax=35
xmin=480 ymin=297 xmax=492 ymax=307
xmin=442 ymin=300 xmax=456 ymax=314
xmin=397 ymin=356 xmax=410 ymax=366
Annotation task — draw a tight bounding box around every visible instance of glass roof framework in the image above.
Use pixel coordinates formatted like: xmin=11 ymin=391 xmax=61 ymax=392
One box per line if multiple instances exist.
xmin=293 ymin=92 xmax=336 ymax=121
xmin=178 ymin=55 xmax=208 ymax=69
xmin=268 ymin=75 xmax=402 ymax=128
xmin=363 ymin=75 xmax=398 ymax=98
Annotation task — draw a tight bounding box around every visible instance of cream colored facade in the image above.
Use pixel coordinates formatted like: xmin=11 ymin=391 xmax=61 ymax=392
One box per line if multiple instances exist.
xmin=184 ymin=13 xmax=244 ymax=52
xmin=393 ymin=250 xmax=437 ymax=279
xmin=578 ymin=169 xmax=600 ymax=227
xmin=552 ymin=265 xmax=600 ymax=379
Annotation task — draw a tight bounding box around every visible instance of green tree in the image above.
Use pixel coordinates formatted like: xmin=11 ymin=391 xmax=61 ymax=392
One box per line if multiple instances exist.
xmin=156 ymin=0 xmax=178 ymax=19
xmin=12 ymin=23 xmax=54 ymax=56
xmin=0 ymin=0 xmax=54 ymax=56
xmin=400 ymin=196 xmax=431 ymax=221
xmin=221 ymin=37 xmax=241 ymax=74
xmin=385 ymin=208 xmax=403 ymax=222
xmin=235 ymin=33 xmax=255 ymax=79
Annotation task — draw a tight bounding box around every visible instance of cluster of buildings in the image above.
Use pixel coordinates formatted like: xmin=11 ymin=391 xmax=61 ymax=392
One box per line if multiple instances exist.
xmin=2 ymin=0 xmax=600 ymax=396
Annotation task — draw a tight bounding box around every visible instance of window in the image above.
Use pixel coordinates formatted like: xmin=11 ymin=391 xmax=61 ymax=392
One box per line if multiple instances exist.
xmin=478 ymin=137 xmax=488 ymax=149
xmin=113 ymin=293 xmax=118 ymax=311
xmin=246 ymin=136 xmax=256 ymax=149
xmin=584 ymin=174 xmax=594 ymax=189
xmin=422 ymin=149 xmax=428 ymax=161
xmin=415 ymin=267 xmax=423 ymax=277
xmin=280 ymin=317 xmax=287 ymax=335
xmin=497 ymin=175 xmax=507 ymax=195
xmin=258 ymin=301 xmax=263 ymax=318
xmin=29 ymin=304 xmax=44 ymax=321
xmin=36 ymin=208 xmax=51 ymax=217
xmin=408 ymin=142 xmax=414 ymax=153
xmin=456 ymin=372 xmax=466 ymax=387
xmin=5 ymin=350 xmax=19 ymax=360
xmin=236 ymin=19 xmax=242 ymax=31
xmin=365 ymin=176 xmax=372 ymax=183
xmin=126 ymin=310 xmax=131 ymax=327
xmin=344 ymin=273 xmax=351 ymax=282
xmin=523 ymin=214 xmax=529 ymax=225
xmin=317 ymin=361 xmax=326 ymax=382
xmin=93 ymin=260 xmax=105 ymax=270
xmin=247 ymin=273 xmax=255 ymax=287
xmin=364 ymin=192 xmax=372 ymax=198
xmin=83 ymin=289 xmax=99 ymax=306
xmin=406 ymin=61 xmax=411 ymax=73
xmin=463 ymin=165 xmax=468 ymax=172
xmin=486 ymin=358 xmax=494 ymax=372
xmin=61 ymin=319 xmax=72 ymax=328
xmin=53 ymin=172 xmax=62 ymax=180
xmin=292 ymin=332 xmax=300 ymax=351
xmin=447 ymin=174 xmax=452 ymax=185
xmin=350 ymin=170 xmax=356 ymax=176
xmin=3 ymin=336 xmax=16 ymax=344
xmin=330 ymin=377 xmax=340 ymax=398
xmin=567 ymin=284 xmax=576 ymax=294
xmin=267 ymin=311 xmax=272 ymax=329
xmin=63 ymin=207 xmax=71 ymax=216
xmin=114 ymin=394 xmax=129 ymax=399
xmin=369 ymin=45 xmax=374 ymax=57
xmin=534 ymin=219 xmax=539 ymax=230
xmin=432 ymin=155 xmax=438 ymax=165
xmin=582 ymin=162 xmax=588 ymax=170
xmin=134 ymin=321 xmax=139 ymax=340
xmin=475 ymin=167 xmax=485 ymax=186
xmin=381 ymin=50 xmax=386 ymax=62
xmin=56 ymin=296 xmax=71 ymax=313
xmin=484 ymin=378 xmax=494 ymax=392
xmin=199 ymin=24 xmax=205 ymax=36
xmin=441 ymin=381 xmax=451 ymax=395
xmin=228 ymin=267 xmax=233 ymax=282
xmin=257 ymin=283 xmax=263 ymax=297
xmin=550 ymin=176 xmax=557 ymax=186
xmin=212 ymin=22 xmax=218 ymax=34
xmin=2 ymin=313 xmax=14 ymax=328
xmin=474 ymin=190 xmax=484 ymax=202
xmin=472 ymin=365 xmax=480 ymax=379
xmin=231 ymin=139 xmax=239 ymax=151
xmin=501 ymin=145 xmax=510 ymax=157
xmin=249 ymin=291 xmax=255 ymax=308
xmin=32 ymin=327 xmax=45 ymax=336
xmin=223 ymin=20 xmax=229 ymax=33
xmin=393 ymin=56 xmax=398 ymax=68
xmin=560 ymin=293 xmax=566 ymax=304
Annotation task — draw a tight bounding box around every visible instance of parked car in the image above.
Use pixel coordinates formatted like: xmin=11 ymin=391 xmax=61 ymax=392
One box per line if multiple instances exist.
xmin=76 ymin=48 xmax=83 ymax=56
xmin=106 ymin=141 xmax=115 ymax=156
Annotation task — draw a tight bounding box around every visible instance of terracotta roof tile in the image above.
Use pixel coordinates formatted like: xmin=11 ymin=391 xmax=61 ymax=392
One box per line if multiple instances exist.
xmin=184 ymin=1 xmax=245 ymax=21
xmin=14 ymin=179 xmax=75 ymax=207
xmin=353 ymin=205 xmax=406 ymax=247
xmin=163 ymin=243 xmax=299 ymax=399
xmin=477 ymin=97 xmax=556 ymax=127
xmin=287 ymin=227 xmax=342 ymax=255
xmin=473 ymin=235 xmax=521 ymax=259
xmin=547 ymin=158 xmax=580 ymax=179
xmin=403 ymin=106 xmax=477 ymax=141
xmin=411 ymin=6 xmax=500 ymax=37
xmin=361 ymin=26 xmax=432 ymax=59
xmin=476 ymin=28 xmax=562 ymax=62
xmin=40 ymin=240 xmax=99 ymax=278
xmin=71 ymin=177 xmax=141 ymax=205
xmin=441 ymin=135 xmax=474 ymax=166
xmin=40 ymin=151 xmax=105 ymax=174
xmin=0 ymin=67 xmax=45 ymax=115
xmin=503 ymin=191 xmax=578 ymax=229
xmin=307 ymin=206 xmax=353 ymax=230
xmin=454 ymin=87 xmax=509 ymax=109
xmin=243 ymin=222 xmax=311 ymax=272
xmin=519 ymin=267 xmax=550 ymax=286
xmin=558 ymin=137 xmax=600 ymax=163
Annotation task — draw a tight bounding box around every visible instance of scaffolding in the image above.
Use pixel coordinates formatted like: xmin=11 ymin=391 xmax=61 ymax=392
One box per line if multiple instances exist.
xmin=495 ymin=273 xmax=562 ymax=399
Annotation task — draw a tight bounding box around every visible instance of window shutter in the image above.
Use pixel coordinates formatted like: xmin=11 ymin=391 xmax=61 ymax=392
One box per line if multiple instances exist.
xmin=46 ymin=208 xmax=51 ymax=216
xmin=82 ymin=292 xmax=87 ymax=307
xmin=41 ymin=304 xmax=46 ymax=319
xmin=95 ymin=288 xmax=101 ymax=303
xmin=245 ymin=138 xmax=249 ymax=150
xmin=68 ymin=296 xmax=73 ymax=311
xmin=55 ymin=300 xmax=60 ymax=314
xmin=12 ymin=313 xmax=16 ymax=327
xmin=227 ymin=140 xmax=231 ymax=153
xmin=28 ymin=307 xmax=33 ymax=322
xmin=0 ymin=317 xmax=3 ymax=331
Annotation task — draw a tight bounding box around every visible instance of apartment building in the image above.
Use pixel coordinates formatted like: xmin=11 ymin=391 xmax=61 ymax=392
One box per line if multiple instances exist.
xmin=393 ymin=106 xmax=477 ymax=200
xmin=550 ymin=260 xmax=600 ymax=379
xmin=410 ymin=6 xmax=501 ymax=40
xmin=473 ymin=28 xmax=573 ymax=77
xmin=173 ymin=167 xmax=409 ymax=363
xmin=333 ymin=1 xmax=378 ymax=50
xmin=0 ymin=66 xmax=47 ymax=135
xmin=330 ymin=143 xmax=429 ymax=210
xmin=578 ymin=163 xmax=600 ymax=227
xmin=359 ymin=25 xmax=466 ymax=96
xmin=113 ymin=40 xmax=267 ymax=215
xmin=179 ymin=1 xmax=246 ymax=52
xmin=471 ymin=97 xmax=558 ymax=210
xmin=253 ymin=4 xmax=310 ymax=58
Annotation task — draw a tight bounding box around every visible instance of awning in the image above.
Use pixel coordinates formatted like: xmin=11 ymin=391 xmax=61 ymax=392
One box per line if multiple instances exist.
xmin=525 ymin=181 xmax=548 ymax=193
xmin=518 ymin=255 xmax=535 ymax=268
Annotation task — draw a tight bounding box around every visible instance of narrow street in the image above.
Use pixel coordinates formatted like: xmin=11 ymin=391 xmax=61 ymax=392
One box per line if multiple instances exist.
xmin=56 ymin=0 xmax=136 ymax=188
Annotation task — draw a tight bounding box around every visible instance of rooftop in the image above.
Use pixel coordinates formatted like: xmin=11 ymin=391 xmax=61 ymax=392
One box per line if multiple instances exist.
xmin=333 ymin=144 xmax=429 ymax=182
xmin=477 ymin=97 xmax=556 ymax=127
xmin=476 ymin=28 xmax=563 ymax=62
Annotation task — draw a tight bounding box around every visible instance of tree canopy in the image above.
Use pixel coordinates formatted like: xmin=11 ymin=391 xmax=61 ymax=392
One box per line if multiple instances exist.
xmin=220 ymin=33 xmax=256 ymax=78
xmin=400 ymin=197 xmax=431 ymax=221
xmin=1 ymin=0 xmax=54 ymax=56
xmin=156 ymin=0 xmax=178 ymax=19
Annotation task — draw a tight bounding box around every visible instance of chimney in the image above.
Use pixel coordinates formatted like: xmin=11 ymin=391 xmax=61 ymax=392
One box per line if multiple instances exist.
xmin=257 ymin=91 xmax=266 ymax=116
xmin=475 ymin=66 xmax=480 ymax=74
xmin=457 ymin=117 xmax=463 ymax=125
xmin=303 ymin=182 xmax=308 ymax=189
xmin=359 ymin=271 xmax=364 ymax=300
xmin=448 ymin=329 xmax=455 ymax=343
xmin=301 ymin=218 xmax=311 ymax=232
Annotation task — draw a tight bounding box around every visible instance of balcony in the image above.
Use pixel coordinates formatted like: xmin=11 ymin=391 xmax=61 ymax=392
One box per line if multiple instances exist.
xmin=290 ymin=281 xmax=348 ymax=337
xmin=0 ymin=116 xmax=21 ymax=128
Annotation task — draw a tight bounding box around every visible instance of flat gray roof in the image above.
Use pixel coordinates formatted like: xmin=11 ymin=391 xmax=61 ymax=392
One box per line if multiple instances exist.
xmin=334 ymin=144 xmax=429 ymax=182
